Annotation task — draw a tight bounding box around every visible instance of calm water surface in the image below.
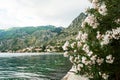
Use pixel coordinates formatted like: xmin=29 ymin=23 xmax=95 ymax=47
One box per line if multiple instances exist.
xmin=0 ymin=53 xmax=71 ymax=80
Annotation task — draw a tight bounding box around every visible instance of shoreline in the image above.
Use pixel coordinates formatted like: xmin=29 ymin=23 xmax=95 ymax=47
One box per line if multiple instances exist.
xmin=0 ymin=52 xmax=63 ymax=57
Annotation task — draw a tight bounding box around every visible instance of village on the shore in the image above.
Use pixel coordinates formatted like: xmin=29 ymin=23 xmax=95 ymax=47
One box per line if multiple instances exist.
xmin=3 ymin=45 xmax=63 ymax=53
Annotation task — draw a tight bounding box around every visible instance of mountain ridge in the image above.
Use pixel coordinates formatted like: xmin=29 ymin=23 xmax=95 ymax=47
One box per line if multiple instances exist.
xmin=48 ymin=13 xmax=86 ymax=45
xmin=0 ymin=25 xmax=64 ymax=52
xmin=0 ymin=13 xmax=86 ymax=52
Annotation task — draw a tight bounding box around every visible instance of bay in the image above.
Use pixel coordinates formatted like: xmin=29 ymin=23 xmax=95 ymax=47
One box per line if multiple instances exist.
xmin=0 ymin=53 xmax=71 ymax=80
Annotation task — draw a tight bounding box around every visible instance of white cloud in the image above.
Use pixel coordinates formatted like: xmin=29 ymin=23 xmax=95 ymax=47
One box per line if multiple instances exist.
xmin=0 ymin=0 xmax=91 ymax=29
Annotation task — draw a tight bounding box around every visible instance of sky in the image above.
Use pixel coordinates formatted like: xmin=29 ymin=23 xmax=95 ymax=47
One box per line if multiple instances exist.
xmin=0 ymin=0 xmax=91 ymax=29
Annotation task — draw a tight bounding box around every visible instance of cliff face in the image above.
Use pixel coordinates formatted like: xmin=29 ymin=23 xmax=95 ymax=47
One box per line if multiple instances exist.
xmin=48 ymin=13 xmax=86 ymax=45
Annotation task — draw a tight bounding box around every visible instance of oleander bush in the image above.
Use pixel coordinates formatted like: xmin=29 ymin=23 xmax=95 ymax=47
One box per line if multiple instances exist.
xmin=62 ymin=0 xmax=120 ymax=80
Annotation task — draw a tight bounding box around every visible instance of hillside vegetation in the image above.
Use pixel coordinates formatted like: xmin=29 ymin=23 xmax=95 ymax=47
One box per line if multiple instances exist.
xmin=0 ymin=25 xmax=63 ymax=52
xmin=48 ymin=13 xmax=86 ymax=45
xmin=0 ymin=13 xmax=86 ymax=52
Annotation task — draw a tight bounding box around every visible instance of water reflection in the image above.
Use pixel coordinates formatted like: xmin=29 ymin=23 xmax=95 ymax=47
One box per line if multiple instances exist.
xmin=0 ymin=53 xmax=71 ymax=80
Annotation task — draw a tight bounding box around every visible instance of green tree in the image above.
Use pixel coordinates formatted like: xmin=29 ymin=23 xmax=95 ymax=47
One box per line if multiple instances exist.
xmin=62 ymin=0 xmax=120 ymax=80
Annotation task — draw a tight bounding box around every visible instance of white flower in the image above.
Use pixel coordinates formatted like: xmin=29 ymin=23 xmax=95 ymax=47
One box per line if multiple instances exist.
xmin=100 ymin=40 xmax=109 ymax=45
xmin=90 ymin=55 xmax=97 ymax=61
xmin=74 ymin=56 xmax=80 ymax=63
xmin=85 ymin=61 xmax=92 ymax=65
xmin=77 ymin=64 xmax=84 ymax=71
xmin=106 ymin=31 xmax=112 ymax=35
xmin=99 ymin=27 xmax=120 ymax=45
xmin=90 ymin=55 xmax=97 ymax=64
xmin=77 ymin=41 xmax=82 ymax=47
xmin=81 ymin=21 xmax=86 ymax=28
xmin=78 ymin=63 xmax=84 ymax=68
xmin=62 ymin=41 xmax=69 ymax=50
xmin=76 ymin=31 xmax=83 ymax=40
xmin=74 ymin=50 xmax=77 ymax=53
xmin=81 ymin=33 xmax=88 ymax=42
xmin=112 ymin=27 xmax=120 ymax=39
xmin=76 ymin=32 xmax=88 ymax=42
xmin=81 ymin=57 xmax=91 ymax=65
xmin=101 ymin=34 xmax=110 ymax=45
xmin=69 ymin=56 xmax=74 ymax=63
xmin=106 ymin=55 xmax=115 ymax=64
xmin=82 ymin=44 xmax=89 ymax=53
xmin=71 ymin=42 xmax=76 ymax=48
xmin=99 ymin=72 xmax=102 ymax=75
xmin=115 ymin=19 xmax=120 ymax=24
xmin=102 ymin=73 xmax=109 ymax=80
xmin=106 ymin=55 xmax=112 ymax=59
xmin=98 ymin=3 xmax=107 ymax=15
xmin=92 ymin=0 xmax=100 ymax=9
xmin=96 ymin=31 xmax=102 ymax=40
xmin=84 ymin=15 xmax=99 ymax=29
xmin=84 ymin=61 xmax=89 ymax=65
xmin=96 ymin=57 xmax=104 ymax=65
xmin=104 ymin=34 xmax=111 ymax=40
xmin=63 ymin=51 xmax=69 ymax=57
xmin=82 ymin=56 xmax=87 ymax=64
xmin=92 ymin=22 xmax=99 ymax=29
xmin=88 ymin=51 xmax=93 ymax=57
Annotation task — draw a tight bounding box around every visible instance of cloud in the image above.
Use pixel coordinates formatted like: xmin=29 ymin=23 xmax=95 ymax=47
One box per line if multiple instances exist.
xmin=0 ymin=0 xmax=91 ymax=29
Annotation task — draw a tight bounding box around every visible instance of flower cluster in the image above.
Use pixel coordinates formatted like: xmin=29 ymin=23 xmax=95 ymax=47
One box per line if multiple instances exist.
xmin=62 ymin=0 xmax=119 ymax=80
xmin=76 ymin=31 xmax=88 ymax=42
xmin=62 ymin=41 xmax=69 ymax=51
xmin=62 ymin=41 xmax=70 ymax=57
xmin=62 ymin=31 xmax=116 ymax=80
xmin=62 ymin=27 xmax=117 ymax=80
xmin=77 ymin=63 xmax=83 ymax=71
xmin=98 ymin=3 xmax=107 ymax=15
xmin=82 ymin=44 xmax=93 ymax=57
xmin=106 ymin=55 xmax=115 ymax=64
xmin=115 ymin=19 xmax=120 ymax=24
xmin=96 ymin=57 xmax=104 ymax=65
xmin=99 ymin=72 xmax=109 ymax=80
xmin=96 ymin=27 xmax=120 ymax=45
xmin=89 ymin=0 xmax=108 ymax=15
xmin=102 ymin=73 xmax=109 ymax=80
xmin=81 ymin=15 xmax=99 ymax=29
xmin=92 ymin=0 xmax=100 ymax=9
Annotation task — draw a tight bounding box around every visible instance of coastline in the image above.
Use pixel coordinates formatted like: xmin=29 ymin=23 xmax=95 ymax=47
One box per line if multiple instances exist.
xmin=0 ymin=52 xmax=63 ymax=57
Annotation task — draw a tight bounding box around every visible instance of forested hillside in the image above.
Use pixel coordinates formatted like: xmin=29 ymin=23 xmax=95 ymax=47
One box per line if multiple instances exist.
xmin=0 ymin=25 xmax=63 ymax=52
xmin=0 ymin=13 xmax=86 ymax=52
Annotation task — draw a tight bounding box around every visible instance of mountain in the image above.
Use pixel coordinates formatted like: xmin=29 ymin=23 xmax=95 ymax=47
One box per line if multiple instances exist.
xmin=0 ymin=12 xmax=86 ymax=52
xmin=0 ymin=25 xmax=63 ymax=52
xmin=48 ymin=13 xmax=86 ymax=45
